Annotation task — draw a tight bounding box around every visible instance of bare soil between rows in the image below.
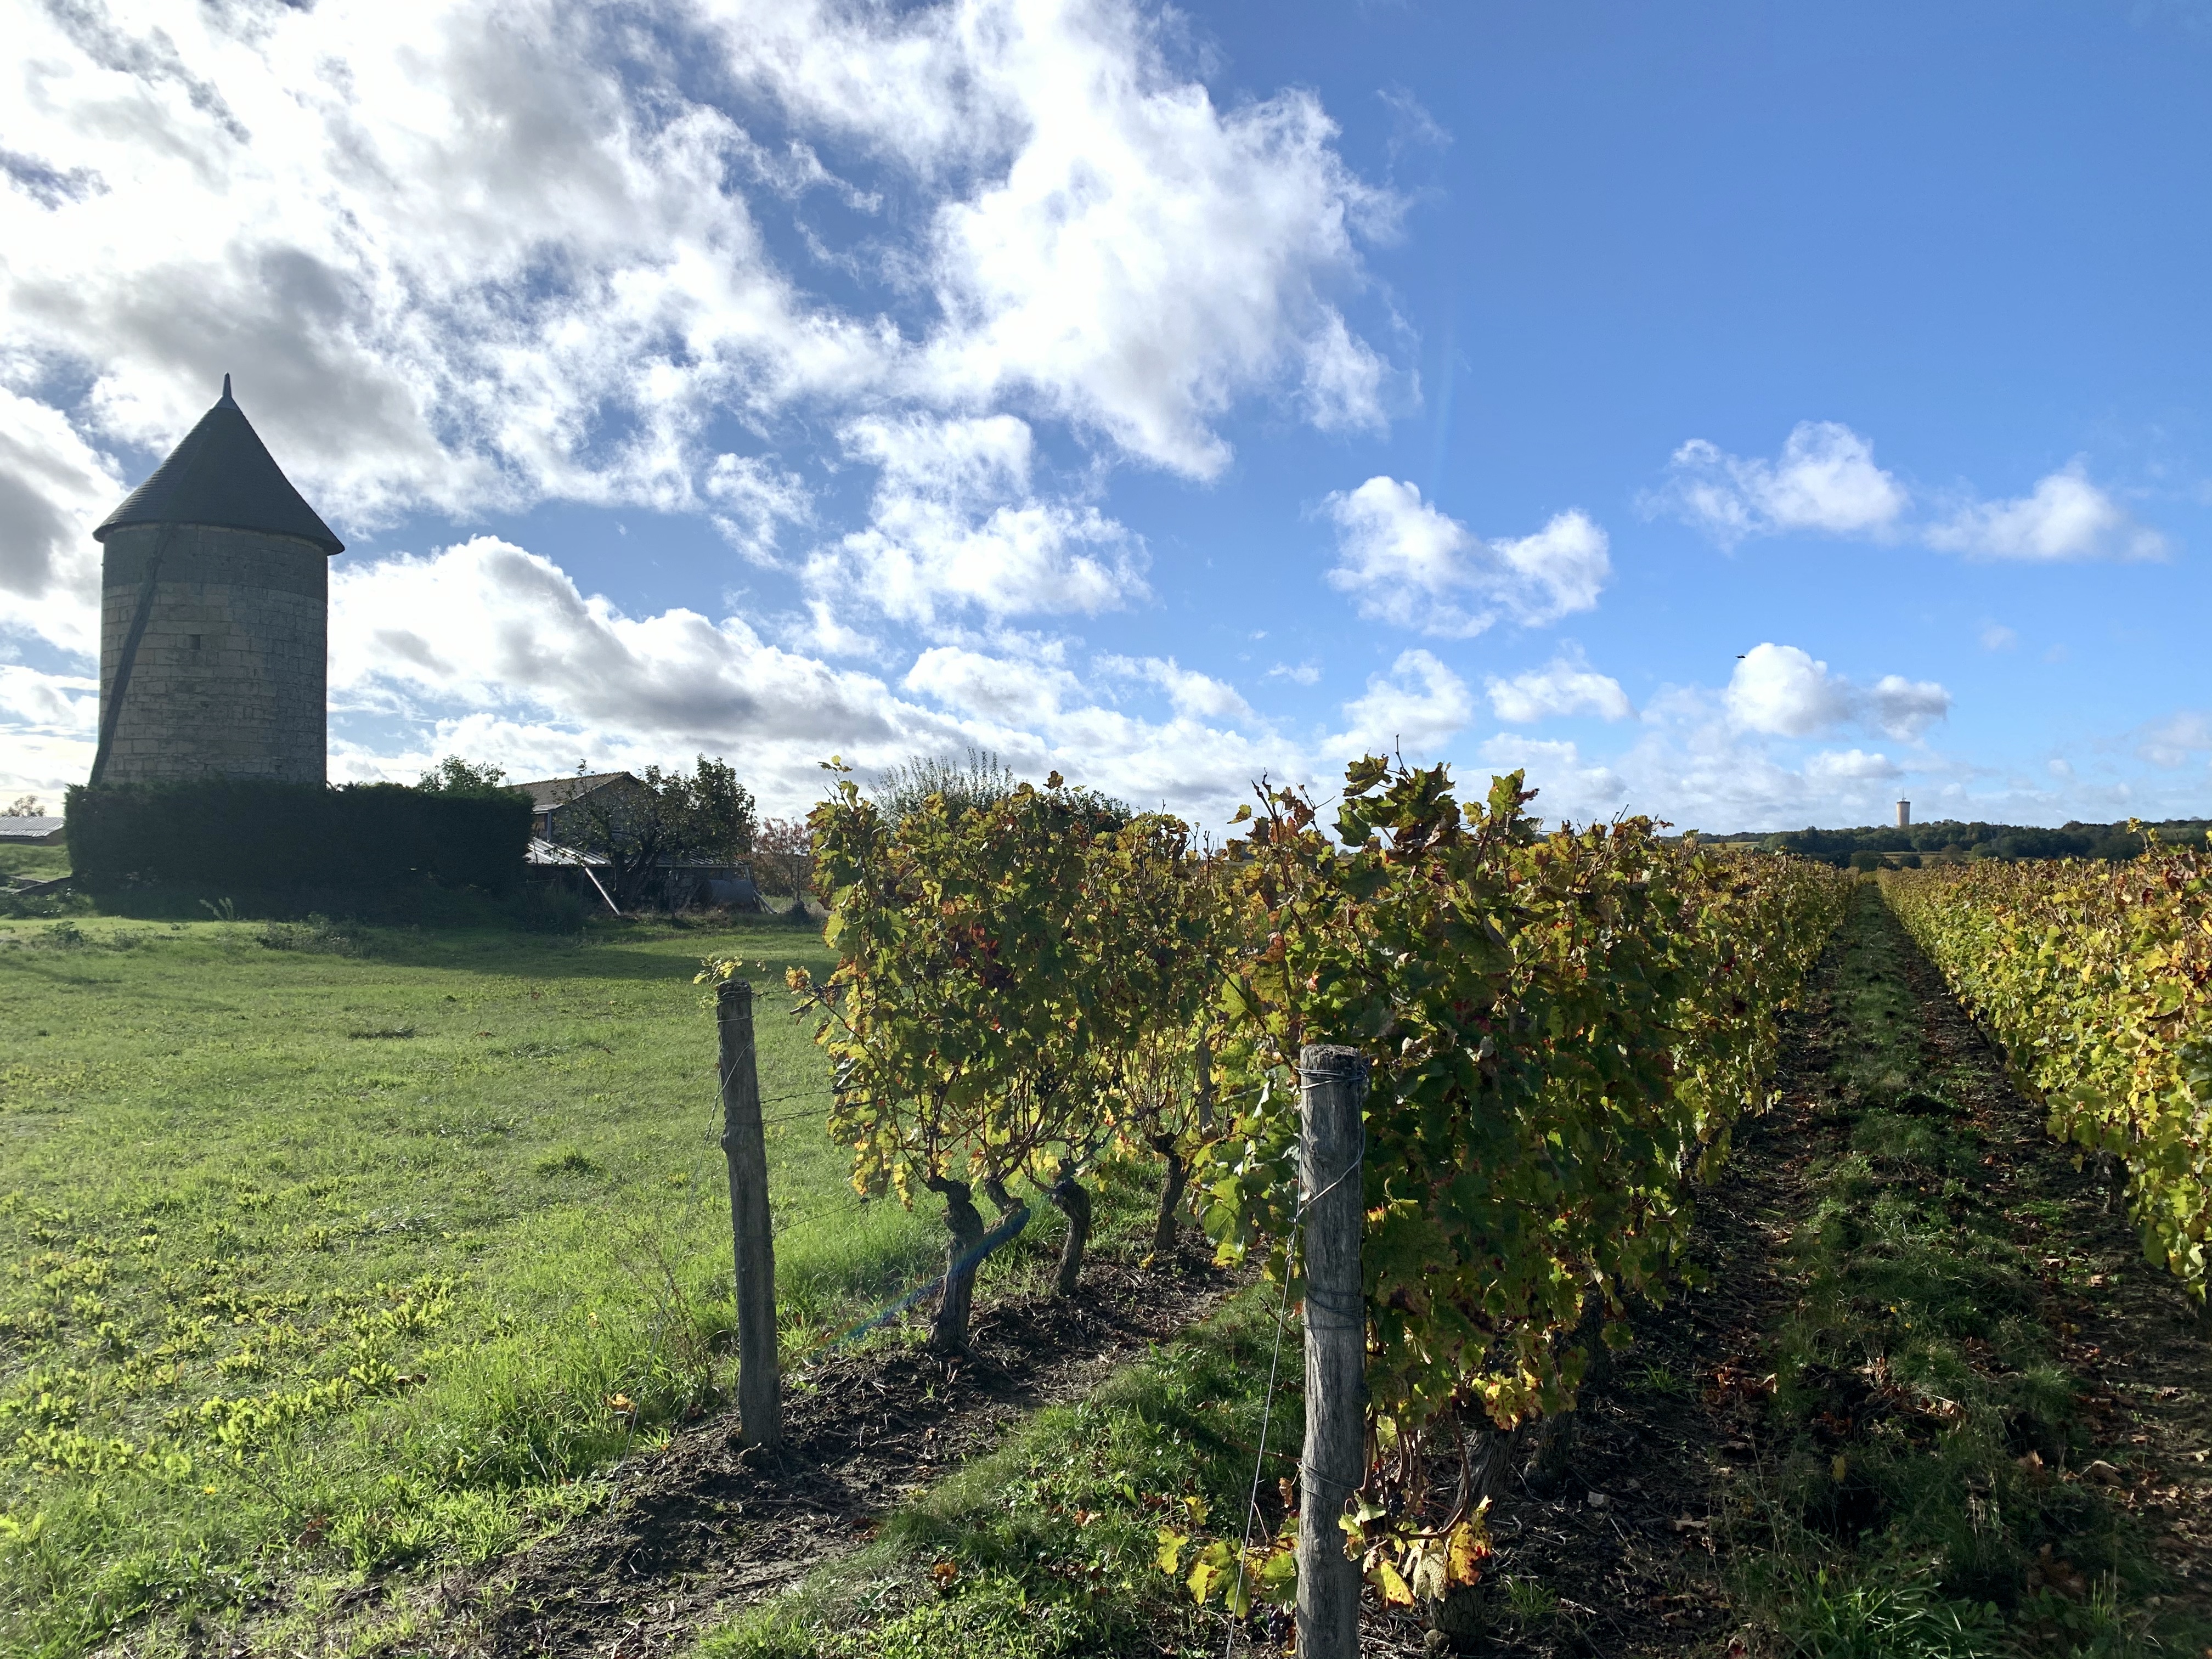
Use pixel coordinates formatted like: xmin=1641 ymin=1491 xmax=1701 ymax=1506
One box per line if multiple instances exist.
xmin=1350 ymin=894 xmax=2212 ymax=1658
xmin=439 ymin=1250 xmax=1239 ymax=1658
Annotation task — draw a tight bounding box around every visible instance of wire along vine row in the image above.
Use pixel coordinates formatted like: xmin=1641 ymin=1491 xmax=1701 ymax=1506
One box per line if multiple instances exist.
xmin=1885 ymin=851 xmax=2212 ymax=1304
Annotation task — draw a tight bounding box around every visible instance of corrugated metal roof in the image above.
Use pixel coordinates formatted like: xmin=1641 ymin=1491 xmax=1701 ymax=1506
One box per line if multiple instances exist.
xmin=94 ymin=376 xmax=344 ymax=556
xmin=0 ymin=817 xmax=65 ymax=844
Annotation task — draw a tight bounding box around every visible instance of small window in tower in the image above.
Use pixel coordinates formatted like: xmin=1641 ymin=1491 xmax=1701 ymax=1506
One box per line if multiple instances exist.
xmin=188 ymin=634 xmax=204 ymax=651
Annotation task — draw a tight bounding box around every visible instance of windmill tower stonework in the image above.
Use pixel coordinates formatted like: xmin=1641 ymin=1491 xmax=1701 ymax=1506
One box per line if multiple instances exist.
xmin=89 ymin=377 xmax=343 ymax=786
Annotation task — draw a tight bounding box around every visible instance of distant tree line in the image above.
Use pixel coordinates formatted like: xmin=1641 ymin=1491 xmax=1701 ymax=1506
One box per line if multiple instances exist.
xmin=1697 ymin=817 xmax=2212 ymax=867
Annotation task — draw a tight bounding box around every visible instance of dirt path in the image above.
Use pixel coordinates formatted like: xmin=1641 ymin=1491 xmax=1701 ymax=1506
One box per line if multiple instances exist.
xmin=1380 ymin=885 xmax=2212 ymax=1657
xmin=302 ymin=1250 xmax=1233 ymax=1659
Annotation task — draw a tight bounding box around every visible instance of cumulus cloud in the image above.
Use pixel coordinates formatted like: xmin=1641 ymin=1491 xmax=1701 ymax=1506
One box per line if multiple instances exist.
xmin=0 ymin=0 xmax=1392 ymax=653
xmin=705 ymin=454 xmax=812 ymax=561
xmin=1476 ymin=733 xmax=1626 ymax=820
xmin=1804 ymin=748 xmax=1903 ymax=785
xmin=317 ymin=535 xmax=1317 ymax=823
xmin=1654 ymin=422 xmax=1910 ymax=547
xmin=1724 ymin=644 xmax=1950 ymax=741
xmin=1655 ymin=425 xmax=2172 ymax=565
xmin=1099 ymin=654 xmax=1253 ymax=721
xmin=1484 ymin=646 xmax=1633 ymax=725
xmin=0 ymin=664 xmax=98 ymax=796
xmin=904 ymin=645 xmax=1085 ymax=726
xmin=2138 ymin=712 xmax=2212 ymax=769
xmin=0 ymin=390 xmax=121 ymax=651
xmin=1331 ymin=648 xmax=1475 ymax=756
xmin=804 ymin=415 xmax=1148 ymax=629
xmin=1323 ymin=478 xmax=1610 ymax=638
xmin=1926 ymin=463 xmax=2169 ymax=562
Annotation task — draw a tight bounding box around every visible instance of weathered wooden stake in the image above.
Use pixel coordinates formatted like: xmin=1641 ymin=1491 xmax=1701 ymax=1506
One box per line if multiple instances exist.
xmin=716 ymin=979 xmax=781 ymax=1447
xmin=1297 ymin=1043 xmax=1368 ymax=1659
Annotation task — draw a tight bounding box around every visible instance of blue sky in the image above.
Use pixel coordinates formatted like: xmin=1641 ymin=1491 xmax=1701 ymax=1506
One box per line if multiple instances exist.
xmin=3 ymin=0 xmax=2208 ymax=831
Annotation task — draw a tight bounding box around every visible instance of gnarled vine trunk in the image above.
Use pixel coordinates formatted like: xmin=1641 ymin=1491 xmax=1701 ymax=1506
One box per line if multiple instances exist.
xmin=926 ymin=1175 xmax=986 ymax=1355
xmin=1046 ymin=1161 xmax=1092 ymax=1296
xmin=1148 ymin=1134 xmax=1187 ymax=1259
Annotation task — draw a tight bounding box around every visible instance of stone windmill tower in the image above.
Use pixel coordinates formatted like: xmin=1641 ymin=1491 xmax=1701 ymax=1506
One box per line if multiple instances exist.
xmin=89 ymin=376 xmax=345 ymax=786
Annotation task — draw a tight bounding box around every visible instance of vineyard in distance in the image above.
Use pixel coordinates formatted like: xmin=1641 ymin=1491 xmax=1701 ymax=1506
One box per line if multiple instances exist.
xmin=2 ymin=759 xmax=2210 ymax=1659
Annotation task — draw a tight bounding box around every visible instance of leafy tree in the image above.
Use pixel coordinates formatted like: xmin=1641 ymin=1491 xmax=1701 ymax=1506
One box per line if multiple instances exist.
xmin=751 ymin=816 xmax=814 ymax=901
xmin=871 ymin=747 xmax=1131 ymax=831
xmin=3 ymin=795 xmax=43 ymax=817
xmin=415 ymin=756 xmax=521 ymax=796
xmin=563 ymin=757 xmax=758 ymax=911
xmin=870 ymin=747 xmax=1019 ymax=825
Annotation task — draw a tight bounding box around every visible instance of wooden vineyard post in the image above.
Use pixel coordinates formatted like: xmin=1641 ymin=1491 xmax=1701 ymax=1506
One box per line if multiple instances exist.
xmin=1297 ymin=1043 xmax=1368 ymax=1659
xmin=717 ymin=978 xmax=782 ymax=1448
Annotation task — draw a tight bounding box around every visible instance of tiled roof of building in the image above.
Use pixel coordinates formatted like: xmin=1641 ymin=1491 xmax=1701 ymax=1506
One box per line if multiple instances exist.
xmin=514 ymin=773 xmax=637 ymax=812
xmin=94 ymin=376 xmax=344 ymax=556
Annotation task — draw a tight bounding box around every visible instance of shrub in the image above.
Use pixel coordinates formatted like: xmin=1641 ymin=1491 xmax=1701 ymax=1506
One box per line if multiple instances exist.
xmin=65 ymin=780 xmax=531 ymax=897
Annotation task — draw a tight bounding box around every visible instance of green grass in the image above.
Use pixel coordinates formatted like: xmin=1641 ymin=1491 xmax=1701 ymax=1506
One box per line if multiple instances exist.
xmin=0 ymin=843 xmax=71 ymax=884
xmin=0 ymin=909 xmax=967 ymax=1656
xmin=698 ymin=1290 xmax=1295 ymax=1659
xmin=1729 ymin=885 xmax=2200 ymax=1659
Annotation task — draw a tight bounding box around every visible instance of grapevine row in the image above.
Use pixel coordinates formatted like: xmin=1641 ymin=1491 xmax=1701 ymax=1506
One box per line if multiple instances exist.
xmin=788 ymin=755 xmax=1849 ymax=1606
xmin=1886 ymin=853 xmax=2212 ymax=1304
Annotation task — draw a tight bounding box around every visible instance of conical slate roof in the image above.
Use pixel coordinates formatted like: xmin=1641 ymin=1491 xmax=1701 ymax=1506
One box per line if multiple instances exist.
xmin=94 ymin=375 xmax=343 ymax=555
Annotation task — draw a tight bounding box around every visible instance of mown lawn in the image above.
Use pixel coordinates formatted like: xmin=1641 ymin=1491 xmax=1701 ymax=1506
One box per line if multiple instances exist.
xmin=0 ymin=909 xmax=948 ymax=1656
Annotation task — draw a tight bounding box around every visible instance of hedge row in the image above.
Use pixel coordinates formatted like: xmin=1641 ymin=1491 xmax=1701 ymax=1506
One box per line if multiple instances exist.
xmin=65 ymin=780 xmax=532 ymax=895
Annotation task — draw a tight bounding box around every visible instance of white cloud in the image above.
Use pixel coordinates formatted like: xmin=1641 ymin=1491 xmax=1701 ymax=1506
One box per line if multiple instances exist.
xmin=1804 ymin=748 xmax=1902 ymax=785
xmin=1655 ymin=422 xmax=1910 ymax=548
xmin=705 ymin=454 xmax=812 ymax=561
xmin=1926 ymin=463 xmax=2169 ymax=562
xmin=1331 ymin=648 xmax=1474 ymax=756
xmin=1099 ymin=654 xmax=1253 ymax=721
xmin=808 ymin=416 xmax=1148 ymax=628
xmin=904 ymin=645 xmax=1085 ymax=725
xmin=0 ymin=0 xmax=1391 ymax=655
xmin=1723 ymin=645 xmax=1854 ymax=737
xmin=1484 ymin=646 xmax=1633 ymax=725
xmin=1267 ymin=660 xmax=1321 ymax=686
xmin=1724 ymin=644 xmax=1950 ymax=741
xmin=320 ymin=534 xmax=1313 ymax=824
xmin=1865 ymin=674 xmax=1951 ymax=741
xmin=1979 ymin=622 xmax=2018 ymax=651
xmin=0 ymin=664 xmax=98 ymax=797
xmin=2138 ymin=712 xmax=2212 ymax=769
xmin=0 ymin=389 xmax=121 ymax=652
xmin=1476 ymin=733 xmax=1626 ymax=820
xmin=1656 ymin=426 xmax=2172 ymax=566
xmin=1322 ymin=477 xmax=1610 ymax=638
xmin=330 ymin=537 xmax=930 ymax=808
xmin=0 ymin=664 xmax=97 ymax=733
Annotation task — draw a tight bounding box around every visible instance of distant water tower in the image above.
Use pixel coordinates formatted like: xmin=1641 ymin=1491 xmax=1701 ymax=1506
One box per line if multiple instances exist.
xmin=1897 ymin=800 xmax=1911 ymax=830
xmin=88 ymin=377 xmax=343 ymax=786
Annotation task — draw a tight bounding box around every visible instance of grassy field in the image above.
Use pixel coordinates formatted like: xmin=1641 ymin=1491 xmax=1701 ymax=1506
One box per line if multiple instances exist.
xmin=1 ymin=843 xmax=71 ymax=884
xmin=0 ymin=907 xmax=959 ymax=1656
